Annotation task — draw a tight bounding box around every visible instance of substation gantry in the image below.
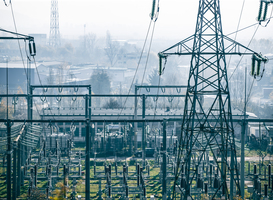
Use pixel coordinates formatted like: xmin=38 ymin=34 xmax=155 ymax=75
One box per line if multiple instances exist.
xmin=0 ymin=28 xmax=36 ymax=200
xmin=158 ymin=0 xmax=268 ymax=199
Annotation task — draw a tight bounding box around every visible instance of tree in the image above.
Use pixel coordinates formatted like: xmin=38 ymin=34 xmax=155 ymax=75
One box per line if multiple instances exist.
xmin=105 ymin=31 xmax=120 ymax=68
xmin=148 ymin=68 xmax=160 ymax=85
xmin=90 ymin=70 xmax=111 ymax=94
xmin=90 ymin=70 xmax=111 ymax=107
xmin=0 ymin=99 xmax=13 ymax=119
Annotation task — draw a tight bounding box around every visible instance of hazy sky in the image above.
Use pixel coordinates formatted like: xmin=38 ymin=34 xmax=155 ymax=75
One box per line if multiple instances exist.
xmin=1 ymin=0 xmax=273 ymax=41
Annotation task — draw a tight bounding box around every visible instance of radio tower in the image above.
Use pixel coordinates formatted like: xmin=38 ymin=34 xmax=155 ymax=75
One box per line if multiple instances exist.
xmin=158 ymin=0 xmax=267 ymax=199
xmin=49 ymin=0 xmax=61 ymax=47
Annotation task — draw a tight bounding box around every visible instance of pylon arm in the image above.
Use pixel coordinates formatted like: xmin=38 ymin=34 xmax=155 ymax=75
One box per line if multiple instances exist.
xmin=158 ymin=35 xmax=195 ymax=57
xmin=158 ymin=34 xmax=268 ymax=75
xmin=0 ymin=28 xmax=34 ymax=41
xmin=223 ymin=35 xmax=259 ymax=55
xmin=158 ymin=34 xmax=261 ymax=57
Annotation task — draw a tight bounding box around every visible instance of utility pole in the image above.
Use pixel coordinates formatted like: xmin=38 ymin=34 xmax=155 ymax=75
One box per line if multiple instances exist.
xmin=142 ymin=94 xmax=146 ymax=168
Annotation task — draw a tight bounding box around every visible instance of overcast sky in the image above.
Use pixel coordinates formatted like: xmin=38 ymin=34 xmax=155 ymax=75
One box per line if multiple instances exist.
xmin=1 ymin=0 xmax=273 ymax=41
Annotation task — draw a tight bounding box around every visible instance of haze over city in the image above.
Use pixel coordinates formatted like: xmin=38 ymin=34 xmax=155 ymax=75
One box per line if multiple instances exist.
xmin=1 ymin=0 xmax=272 ymax=41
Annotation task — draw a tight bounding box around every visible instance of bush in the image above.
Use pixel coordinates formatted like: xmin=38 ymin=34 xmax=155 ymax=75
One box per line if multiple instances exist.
xmin=103 ymin=98 xmax=121 ymax=109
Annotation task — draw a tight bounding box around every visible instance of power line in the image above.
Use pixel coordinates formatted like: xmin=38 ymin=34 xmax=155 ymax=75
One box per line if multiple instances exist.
xmin=10 ymin=2 xmax=41 ymax=118
xmin=117 ymin=0 xmax=160 ymax=118
xmin=227 ymin=0 xmax=245 ymax=70
xmin=9 ymin=1 xmax=56 ymax=120
xmin=32 ymin=57 xmax=57 ymax=120
xmin=153 ymin=75 xmax=161 ymax=119
xmin=245 ymin=77 xmax=255 ymax=107
xmin=117 ymin=20 xmax=153 ymax=119
xmin=226 ymin=16 xmax=273 ymax=37
xmin=229 ymin=25 xmax=259 ymax=81
xmin=139 ymin=21 xmax=157 ymax=94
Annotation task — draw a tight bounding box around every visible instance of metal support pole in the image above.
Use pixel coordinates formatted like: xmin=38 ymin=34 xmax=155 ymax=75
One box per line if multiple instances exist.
xmin=17 ymin=142 xmax=21 ymax=196
xmin=7 ymin=120 xmax=12 ymax=200
xmin=34 ymin=165 xmax=37 ymax=187
xmin=241 ymin=121 xmax=246 ymax=198
xmin=130 ymin=124 xmax=133 ymax=155
xmin=85 ymin=118 xmax=90 ymax=200
xmin=142 ymin=94 xmax=146 ymax=168
xmin=21 ymin=144 xmax=25 ymax=186
xmin=134 ymin=86 xmax=138 ymax=153
xmin=230 ymin=146 xmax=234 ymax=199
xmin=85 ymin=94 xmax=88 ymax=118
xmin=12 ymin=143 xmax=17 ymax=200
xmin=162 ymin=120 xmax=167 ymax=200
xmin=28 ymin=85 xmax=33 ymax=121
xmin=30 ymin=87 xmax=33 ymax=121
xmin=241 ymin=66 xmax=247 ymax=199
xmin=89 ymin=86 xmax=91 ymax=119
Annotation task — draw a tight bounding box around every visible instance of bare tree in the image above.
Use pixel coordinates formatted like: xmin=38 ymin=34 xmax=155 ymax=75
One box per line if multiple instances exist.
xmin=86 ymin=33 xmax=97 ymax=53
xmin=105 ymin=31 xmax=120 ymax=68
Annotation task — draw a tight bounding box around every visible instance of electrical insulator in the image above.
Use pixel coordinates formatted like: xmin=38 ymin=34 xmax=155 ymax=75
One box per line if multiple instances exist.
xmin=251 ymin=55 xmax=256 ymax=76
xmin=29 ymin=41 xmax=36 ymax=56
xmin=251 ymin=53 xmax=268 ymax=77
xmin=159 ymin=56 xmax=163 ymax=75
xmin=257 ymin=60 xmax=261 ymax=76
xmin=151 ymin=0 xmax=156 ymax=20
xmin=258 ymin=0 xmax=270 ymax=22
xmin=158 ymin=52 xmax=166 ymax=76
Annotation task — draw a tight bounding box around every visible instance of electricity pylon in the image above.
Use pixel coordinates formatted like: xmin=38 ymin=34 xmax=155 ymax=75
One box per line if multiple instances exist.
xmin=158 ymin=0 xmax=267 ymax=199
xmin=49 ymin=0 xmax=61 ymax=47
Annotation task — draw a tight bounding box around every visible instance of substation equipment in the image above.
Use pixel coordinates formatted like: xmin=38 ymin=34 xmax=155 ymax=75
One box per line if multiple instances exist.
xmin=1 ymin=0 xmax=273 ymax=199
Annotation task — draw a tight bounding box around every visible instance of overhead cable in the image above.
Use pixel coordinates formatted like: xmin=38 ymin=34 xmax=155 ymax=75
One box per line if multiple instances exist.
xmin=117 ymin=0 xmax=160 ymax=118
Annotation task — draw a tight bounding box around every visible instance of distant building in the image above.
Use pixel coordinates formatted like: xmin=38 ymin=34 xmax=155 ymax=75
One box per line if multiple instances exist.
xmin=248 ymin=123 xmax=267 ymax=138
xmin=0 ymin=62 xmax=35 ymax=93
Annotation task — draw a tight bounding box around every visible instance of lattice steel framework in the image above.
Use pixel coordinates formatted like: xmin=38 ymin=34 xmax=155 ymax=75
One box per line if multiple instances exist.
xmin=49 ymin=0 xmax=61 ymax=47
xmin=158 ymin=0 xmax=267 ymax=199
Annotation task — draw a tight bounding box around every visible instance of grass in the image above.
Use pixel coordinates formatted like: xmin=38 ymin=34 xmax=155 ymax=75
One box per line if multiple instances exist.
xmin=3 ymin=148 xmax=271 ymax=199
xmin=0 ymin=159 xmax=163 ymax=199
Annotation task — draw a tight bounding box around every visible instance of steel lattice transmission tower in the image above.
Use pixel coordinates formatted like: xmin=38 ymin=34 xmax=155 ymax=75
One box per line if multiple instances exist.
xmin=158 ymin=0 xmax=267 ymax=199
xmin=49 ymin=0 xmax=61 ymax=47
